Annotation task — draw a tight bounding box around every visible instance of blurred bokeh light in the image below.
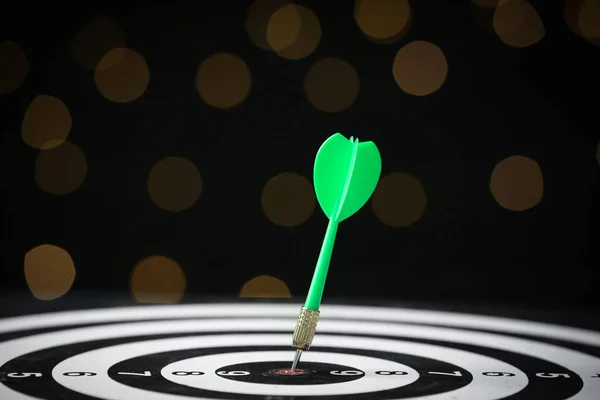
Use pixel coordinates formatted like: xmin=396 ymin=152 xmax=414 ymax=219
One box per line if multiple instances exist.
xmin=240 ymin=275 xmax=292 ymax=298
xmin=267 ymin=4 xmax=321 ymax=60
xmin=72 ymin=16 xmax=126 ymax=70
xmin=131 ymin=256 xmax=187 ymax=303
xmin=246 ymin=0 xmax=291 ymax=51
xmin=490 ymin=155 xmax=543 ymax=211
xmin=0 ymin=40 xmax=28 ymax=94
xmin=95 ymin=48 xmax=149 ymax=103
xmin=304 ymin=57 xmax=360 ymax=113
xmin=147 ymin=156 xmax=203 ymax=212
xmin=493 ymin=0 xmax=545 ymax=48
xmin=261 ymin=172 xmax=315 ymax=227
xmin=35 ymin=141 xmax=87 ymax=195
xmin=371 ymin=172 xmax=427 ymax=228
xmin=22 ymin=95 xmax=71 ymax=150
xmin=564 ymin=0 xmax=600 ymax=46
xmin=392 ymin=41 xmax=448 ymax=97
xmin=24 ymin=244 xmax=76 ymax=300
xmin=577 ymin=0 xmax=600 ymax=45
xmin=195 ymin=53 xmax=252 ymax=109
xmin=354 ymin=0 xmax=411 ymax=44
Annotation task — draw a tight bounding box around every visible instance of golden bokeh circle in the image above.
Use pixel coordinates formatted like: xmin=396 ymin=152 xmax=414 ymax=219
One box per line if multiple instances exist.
xmin=261 ymin=172 xmax=315 ymax=227
xmin=246 ymin=0 xmax=292 ymax=50
xmin=95 ymin=48 xmax=149 ymax=103
xmin=267 ymin=4 xmax=321 ymax=60
xmin=196 ymin=53 xmax=252 ymax=109
xmin=392 ymin=41 xmax=448 ymax=96
xmin=493 ymin=0 xmax=545 ymax=48
xmin=355 ymin=0 xmax=411 ymax=40
xmin=22 ymin=95 xmax=71 ymax=150
xmin=239 ymin=275 xmax=292 ymax=298
xmin=304 ymin=57 xmax=360 ymax=113
xmin=24 ymin=244 xmax=76 ymax=300
xmin=490 ymin=155 xmax=543 ymax=211
xmin=0 ymin=40 xmax=28 ymax=94
xmin=371 ymin=172 xmax=427 ymax=228
xmin=578 ymin=0 xmax=600 ymax=43
xmin=564 ymin=0 xmax=600 ymax=46
xmin=72 ymin=17 xmax=126 ymax=70
xmin=148 ymin=157 xmax=203 ymax=212
xmin=266 ymin=4 xmax=302 ymax=51
xmin=35 ymin=141 xmax=87 ymax=195
xmin=131 ymin=255 xmax=187 ymax=303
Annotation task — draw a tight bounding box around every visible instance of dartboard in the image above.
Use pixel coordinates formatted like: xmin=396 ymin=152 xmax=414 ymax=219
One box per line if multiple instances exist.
xmin=0 ymin=303 xmax=599 ymax=399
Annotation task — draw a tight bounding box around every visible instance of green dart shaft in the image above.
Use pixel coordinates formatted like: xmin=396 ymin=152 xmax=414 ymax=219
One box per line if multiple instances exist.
xmin=304 ymin=219 xmax=338 ymax=310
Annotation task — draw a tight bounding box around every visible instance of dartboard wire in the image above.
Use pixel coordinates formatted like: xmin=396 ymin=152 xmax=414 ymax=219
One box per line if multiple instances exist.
xmin=52 ymin=334 xmax=521 ymax=400
xmin=0 ymin=304 xmax=598 ymax=347
xmin=1 ymin=319 xmax=599 ymax=399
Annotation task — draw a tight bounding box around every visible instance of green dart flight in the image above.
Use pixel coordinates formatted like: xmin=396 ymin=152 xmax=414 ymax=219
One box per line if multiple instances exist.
xmin=290 ymin=132 xmax=382 ymax=371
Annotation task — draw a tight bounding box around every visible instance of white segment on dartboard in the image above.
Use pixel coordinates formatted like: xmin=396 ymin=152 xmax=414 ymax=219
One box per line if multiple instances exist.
xmin=52 ymin=334 xmax=521 ymax=399
xmin=162 ymin=351 xmax=416 ymax=396
xmin=0 ymin=304 xmax=598 ymax=347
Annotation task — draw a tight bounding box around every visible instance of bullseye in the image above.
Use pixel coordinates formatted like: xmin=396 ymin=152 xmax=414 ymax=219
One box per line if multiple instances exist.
xmin=273 ymin=368 xmax=308 ymax=376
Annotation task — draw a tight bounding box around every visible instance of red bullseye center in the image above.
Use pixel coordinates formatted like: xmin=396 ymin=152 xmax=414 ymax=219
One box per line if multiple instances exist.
xmin=274 ymin=368 xmax=306 ymax=376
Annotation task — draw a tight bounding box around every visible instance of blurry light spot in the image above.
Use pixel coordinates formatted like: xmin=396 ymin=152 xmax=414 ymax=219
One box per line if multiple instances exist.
xmin=72 ymin=16 xmax=126 ymax=70
xmin=148 ymin=156 xmax=202 ymax=212
xmin=304 ymin=57 xmax=360 ymax=113
xmin=131 ymin=256 xmax=186 ymax=303
xmin=490 ymin=155 xmax=543 ymax=211
xmin=240 ymin=275 xmax=291 ymax=298
xmin=355 ymin=0 xmax=411 ymax=41
xmin=95 ymin=48 xmax=149 ymax=103
xmin=266 ymin=4 xmax=302 ymax=51
xmin=371 ymin=172 xmax=427 ymax=228
xmin=22 ymin=95 xmax=71 ymax=150
xmin=35 ymin=141 xmax=87 ymax=195
xmin=565 ymin=0 xmax=600 ymax=46
xmin=597 ymin=141 xmax=600 ymax=167
xmin=392 ymin=41 xmax=448 ymax=96
xmin=267 ymin=5 xmax=321 ymax=60
xmin=578 ymin=0 xmax=600 ymax=43
xmin=0 ymin=40 xmax=28 ymax=94
xmin=195 ymin=53 xmax=252 ymax=109
xmin=24 ymin=244 xmax=76 ymax=300
xmin=262 ymin=172 xmax=315 ymax=227
xmin=246 ymin=0 xmax=291 ymax=50
xmin=493 ymin=0 xmax=545 ymax=48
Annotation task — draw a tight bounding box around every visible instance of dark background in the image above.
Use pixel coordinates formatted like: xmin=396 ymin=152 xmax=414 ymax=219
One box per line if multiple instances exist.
xmin=1 ymin=0 xmax=599 ymax=308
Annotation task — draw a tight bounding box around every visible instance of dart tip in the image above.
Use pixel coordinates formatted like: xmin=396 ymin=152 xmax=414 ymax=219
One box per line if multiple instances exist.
xmin=291 ymin=349 xmax=302 ymax=371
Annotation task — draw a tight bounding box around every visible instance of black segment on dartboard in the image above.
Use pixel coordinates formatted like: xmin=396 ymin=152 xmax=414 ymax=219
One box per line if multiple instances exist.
xmin=109 ymin=345 xmax=470 ymax=399
xmin=0 ymin=331 xmax=587 ymax=400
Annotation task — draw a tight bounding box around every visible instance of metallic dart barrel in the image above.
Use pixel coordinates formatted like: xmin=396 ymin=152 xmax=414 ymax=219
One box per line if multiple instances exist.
xmin=292 ymin=307 xmax=320 ymax=351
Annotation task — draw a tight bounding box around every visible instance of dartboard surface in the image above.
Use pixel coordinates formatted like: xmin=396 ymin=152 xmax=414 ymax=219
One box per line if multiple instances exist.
xmin=1 ymin=300 xmax=599 ymax=399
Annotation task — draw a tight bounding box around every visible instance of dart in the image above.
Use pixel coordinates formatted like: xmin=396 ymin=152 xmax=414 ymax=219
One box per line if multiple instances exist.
xmin=290 ymin=133 xmax=382 ymax=371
